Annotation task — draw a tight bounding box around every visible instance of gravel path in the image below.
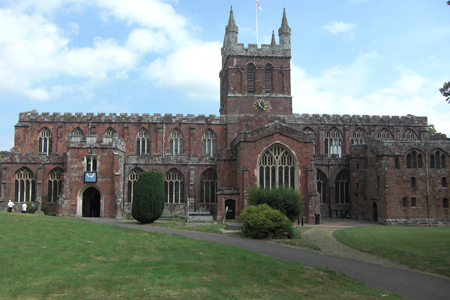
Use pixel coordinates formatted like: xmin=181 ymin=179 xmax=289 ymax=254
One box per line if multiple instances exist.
xmin=301 ymin=226 xmax=407 ymax=269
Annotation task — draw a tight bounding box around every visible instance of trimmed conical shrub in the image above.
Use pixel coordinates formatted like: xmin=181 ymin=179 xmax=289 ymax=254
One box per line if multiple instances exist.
xmin=132 ymin=171 xmax=165 ymax=224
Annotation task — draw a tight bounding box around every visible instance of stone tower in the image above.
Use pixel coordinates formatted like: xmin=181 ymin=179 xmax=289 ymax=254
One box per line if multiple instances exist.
xmin=219 ymin=7 xmax=293 ymax=115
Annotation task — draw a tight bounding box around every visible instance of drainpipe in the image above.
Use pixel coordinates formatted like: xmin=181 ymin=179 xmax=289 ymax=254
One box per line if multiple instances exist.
xmin=425 ymin=148 xmax=431 ymax=227
xmin=327 ymin=160 xmax=332 ymax=218
xmin=162 ymin=122 xmax=165 ymax=157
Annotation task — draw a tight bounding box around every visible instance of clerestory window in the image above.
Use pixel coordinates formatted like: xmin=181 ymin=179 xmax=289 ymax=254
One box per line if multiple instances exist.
xmin=136 ymin=128 xmax=150 ymax=156
xmin=169 ymin=129 xmax=184 ymax=156
xmin=202 ymin=130 xmax=217 ymax=157
xmin=38 ymin=128 xmax=52 ymax=155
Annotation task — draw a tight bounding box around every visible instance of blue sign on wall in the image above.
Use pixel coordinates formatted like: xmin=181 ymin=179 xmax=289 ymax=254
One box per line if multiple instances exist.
xmin=84 ymin=172 xmax=97 ymax=183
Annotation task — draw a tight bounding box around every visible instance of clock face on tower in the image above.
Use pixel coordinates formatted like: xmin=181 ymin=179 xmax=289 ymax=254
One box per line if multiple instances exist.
xmin=253 ymin=99 xmax=267 ymax=113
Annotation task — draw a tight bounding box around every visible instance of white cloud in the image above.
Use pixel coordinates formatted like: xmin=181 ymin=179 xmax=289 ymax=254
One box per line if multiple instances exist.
xmin=323 ymin=21 xmax=357 ymax=38
xmin=0 ymin=0 xmax=209 ymax=102
xmin=291 ymin=59 xmax=450 ymax=135
xmin=144 ymin=41 xmax=221 ymax=100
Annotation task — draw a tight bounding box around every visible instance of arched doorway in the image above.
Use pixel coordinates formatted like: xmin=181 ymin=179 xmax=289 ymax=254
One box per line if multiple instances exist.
xmin=82 ymin=187 xmax=101 ymax=217
xmin=225 ymin=199 xmax=235 ymax=220
xmin=373 ymin=202 xmax=378 ymax=223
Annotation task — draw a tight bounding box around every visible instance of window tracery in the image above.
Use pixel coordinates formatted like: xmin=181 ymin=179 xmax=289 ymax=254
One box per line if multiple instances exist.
xmin=258 ymin=144 xmax=296 ymax=189
xmin=136 ymin=128 xmax=150 ymax=156
xmin=200 ymin=169 xmax=217 ymax=204
xmin=202 ymin=130 xmax=217 ymax=157
xmin=325 ymin=128 xmax=342 ymax=157
xmin=377 ymin=128 xmax=393 ymax=140
xmin=317 ymin=170 xmax=327 ymax=204
xmin=14 ymin=168 xmax=36 ymax=203
xmin=47 ymin=168 xmax=63 ymax=203
xmin=38 ymin=128 xmax=52 ymax=155
xmin=104 ymin=128 xmax=117 ymax=136
xmin=127 ymin=169 xmax=142 ymax=203
xmin=164 ymin=169 xmax=185 ymax=203
xmin=401 ymin=129 xmax=418 ymax=141
xmin=351 ymin=128 xmax=366 ymax=145
xmin=335 ymin=170 xmax=350 ymax=204
xmin=169 ymin=129 xmax=184 ymax=156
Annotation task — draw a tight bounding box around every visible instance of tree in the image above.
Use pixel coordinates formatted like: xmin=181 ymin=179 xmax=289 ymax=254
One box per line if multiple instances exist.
xmin=247 ymin=186 xmax=303 ymax=222
xmin=132 ymin=171 xmax=165 ymax=224
xmin=439 ymin=81 xmax=450 ymax=103
xmin=429 ymin=124 xmax=437 ymax=137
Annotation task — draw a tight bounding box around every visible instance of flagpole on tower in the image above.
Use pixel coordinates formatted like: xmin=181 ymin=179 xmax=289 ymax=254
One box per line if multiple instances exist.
xmin=255 ymin=0 xmax=262 ymax=46
xmin=255 ymin=0 xmax=258 ymax=46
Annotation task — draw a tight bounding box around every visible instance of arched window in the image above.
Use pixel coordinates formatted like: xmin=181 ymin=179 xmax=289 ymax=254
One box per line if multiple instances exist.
xmin=47 ymin=168 xmax=63 ymax=203
xmin=38 ymin=128 xmax=52 ymax=155
xmin=442 ymin=154 xmax=447 ymax=169
xmin=325 ymin=128 xmax=343 ymax=157
xmin=303 ymin=127 xmax=316 ymax=154
xmin=104 ymin=127 xmax=117 ymax=136
xmin=14 ymin=168 xmax=36 ymax=203
xmin=164 ymin=169 xmax=184 ymax=203
xmin=169 ymin=129 xmax=184 ymax=156
xmin=72 ymin=127 xmax=84 ymax=137
xmin=406 ymin=150 xmax=422 ymax=169
xmin=335 ymin=170 xmax=350 ymax=204
xmin=317 ymin=170 xmax=327 ymax=204
xmin=395 ymin=157 xmax=400 ymax=169
xmin=202 ymin=130 xmax=217 ymax=157
xmin=136 ymin=128 xmax=150 ymax=156
xmin=377 ymin=128 xmax=393 ymax=141
xmin=351 ymin=128 xmax=366 ymax=145
xmin=401 ymin=129 xmax=418 ymax=141
xmin=247 ymin=63 xmax=255 ymax=93
xmin=265 ymin=64 xmax=273 ymax=93
xmin=258 ymin=144 xmax=296 ymax=189
xmin=200 ymin=169 xmax=217 ymax=204
xmin=436 ymin=151 xmax=441 ymax=169
xmin=127 ymin=169 xmax=142 ymax=203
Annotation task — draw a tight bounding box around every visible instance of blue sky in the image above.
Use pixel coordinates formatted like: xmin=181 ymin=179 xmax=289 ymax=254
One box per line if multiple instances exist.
xmin=0 ymin=0 xmax=449 ymax=151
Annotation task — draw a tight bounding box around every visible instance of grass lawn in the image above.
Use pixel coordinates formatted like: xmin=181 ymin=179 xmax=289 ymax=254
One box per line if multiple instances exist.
xmin=0 ymin=213 xmax=405 ymax=300
xmin=334 ymin=226 xmax=450 ymax=278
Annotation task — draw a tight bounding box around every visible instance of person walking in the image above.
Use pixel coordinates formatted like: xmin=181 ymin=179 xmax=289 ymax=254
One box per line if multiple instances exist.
xmin=7 ymin=200 xmax=14 ymax=212
xmin=21 ymin=203 xmax=27 ymax=214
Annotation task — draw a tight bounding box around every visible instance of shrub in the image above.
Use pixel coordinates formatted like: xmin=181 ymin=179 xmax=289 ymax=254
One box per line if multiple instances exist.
xmin=132 ymin=171 xmax=165 ymax=224
xmin=241 ymin=204 xmax=293 ymax=239
xmin=247 ymin=186 xmax=303 ymax=222
xmin=26 ymin=205 xmax=38 ymax=214
xmin=41 ymin=205 xmax=49 ymax=214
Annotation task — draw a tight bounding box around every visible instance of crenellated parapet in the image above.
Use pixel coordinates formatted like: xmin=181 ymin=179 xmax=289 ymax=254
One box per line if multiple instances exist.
xmin=17 ymin=111 xmax=225 ymax=125
xmin=286 ymin=113 xmax=428 ymax=127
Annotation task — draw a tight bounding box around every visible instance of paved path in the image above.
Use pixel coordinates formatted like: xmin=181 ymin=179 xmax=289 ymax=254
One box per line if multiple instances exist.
xmin=87 ymin=218 xmax=450 ymax=300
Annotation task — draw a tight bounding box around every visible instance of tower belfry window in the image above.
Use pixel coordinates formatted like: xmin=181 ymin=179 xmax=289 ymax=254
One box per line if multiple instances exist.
xmin=247 ymin=64 xmax=255 ymax=93
xmin=265 ymin=65 xmax=273 ymax=93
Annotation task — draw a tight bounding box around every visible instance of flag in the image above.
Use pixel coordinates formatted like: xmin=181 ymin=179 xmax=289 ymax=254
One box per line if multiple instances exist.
xmin=256 ymin=0 xmax=262 ymax=11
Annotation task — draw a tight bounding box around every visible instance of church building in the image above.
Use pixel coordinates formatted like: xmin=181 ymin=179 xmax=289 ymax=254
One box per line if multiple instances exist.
xmin=1 ymin=8 xmax=449 ymax=226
